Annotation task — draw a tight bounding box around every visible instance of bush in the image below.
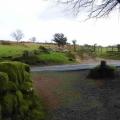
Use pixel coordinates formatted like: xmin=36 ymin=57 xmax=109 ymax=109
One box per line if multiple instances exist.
xmin=33 ymin=49 xmax=40 ymax=55
xmin=13 ymin=55 xmax=40 ymax=65
xmin=39 ymin=46 xmax=50 ymax=53
xmin=66 ymin=51 xmax=76 ymax=61
xmin=22 ymin=50 xmax=29 ymax=57
xmin=88 ymin=61 xmax=116 ymax=79
xmin=0 ymin=40 xmax=11 ymax=45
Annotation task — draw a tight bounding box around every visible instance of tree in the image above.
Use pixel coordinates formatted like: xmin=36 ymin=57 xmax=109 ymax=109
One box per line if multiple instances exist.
xmin=53 ymin=33 xmax=67 ymax=47
xmin=30 ymin=37 xmax=36 ymax=43
xmin=117 ymin=44 xmax=120 ymax=52
xmin=72 ymin=40 xmax=77 ymax=51
xmin=58 ymin=0 xmax=120 ymax=18
xmin=11 ymin=29 xmax=24 ymax=43
xmin=93 ymin=43 xmax=97 ymax=52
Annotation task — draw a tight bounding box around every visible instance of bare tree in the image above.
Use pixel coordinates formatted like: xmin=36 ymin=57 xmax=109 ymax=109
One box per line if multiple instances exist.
xmin=58 ymin=0 xmax=120 ymax=18
xmin=30 ymin=37 xmax=36 ymax=43
xmin=11 ymin=29 xmax=24 ymax=43
xmin=72 ymin=40 xmax=77 ymax=51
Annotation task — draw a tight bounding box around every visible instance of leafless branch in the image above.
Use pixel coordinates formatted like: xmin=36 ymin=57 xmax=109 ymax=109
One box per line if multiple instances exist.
xmin=57 ymin=0 xmax=120 ymax=18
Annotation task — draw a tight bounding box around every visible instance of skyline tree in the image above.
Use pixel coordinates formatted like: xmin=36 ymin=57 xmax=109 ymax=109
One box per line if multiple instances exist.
xmin=30 ymin=37 xmax=36 ymax=43
xmin=11 ymin=29 xmax=24 ymax=43
xmin=53 ymin=33 xmax=67 ymax=47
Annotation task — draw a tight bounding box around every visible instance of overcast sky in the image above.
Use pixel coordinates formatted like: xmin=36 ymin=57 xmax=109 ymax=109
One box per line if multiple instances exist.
xmin=0 ymin=0 xmax=120 ymax=46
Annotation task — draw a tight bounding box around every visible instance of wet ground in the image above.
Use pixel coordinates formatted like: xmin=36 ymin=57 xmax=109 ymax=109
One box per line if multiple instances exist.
xmin=32 ymin=70 xmax=120 ymax=120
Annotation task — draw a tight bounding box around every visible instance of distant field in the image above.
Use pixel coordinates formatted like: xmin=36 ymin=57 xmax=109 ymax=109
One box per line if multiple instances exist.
xmin=0 ymin=42 xmax=77 ymax=65
xmin=1 ymin=42 xmax=120 ymax=64
xmin=0 ymin=42 xmax=78 ymax=57
xmin=0 ymin=43 xmax=39 ymax=57
xmin=95 ymin=47 xmax=120 ymax=60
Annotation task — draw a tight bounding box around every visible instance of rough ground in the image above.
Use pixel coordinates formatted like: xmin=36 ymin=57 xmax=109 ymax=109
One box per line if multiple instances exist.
xmin=32 ymin=69 xmax=120 ymax=120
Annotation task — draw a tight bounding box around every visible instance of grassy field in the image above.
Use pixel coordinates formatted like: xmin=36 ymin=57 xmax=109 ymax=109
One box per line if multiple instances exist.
xmin=37 ymin=52 xmax=71 ymax=64
xmin=0 ymin=43 xmax=39 ymax=57
xmin=80 ymin=46 xmax=120 ymax=60
xmin=1 ymin=42 xmax=120 ymax=65
xmin=0 ymin=42 xmax=77 ymax=65
xmin=95 ymin=47 xmax=120 ymax=60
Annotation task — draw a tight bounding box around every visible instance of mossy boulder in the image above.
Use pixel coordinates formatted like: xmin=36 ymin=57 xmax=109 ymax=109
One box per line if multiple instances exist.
xmin=0 ymin=61 xmax=45 ymax=120
xmin=0 ymin=72 xmax=9 ymax=92
xmin=0 ymin=62 xmax=31 ymax=85
xmin=2 ymin=93 xmax=17 ymax=117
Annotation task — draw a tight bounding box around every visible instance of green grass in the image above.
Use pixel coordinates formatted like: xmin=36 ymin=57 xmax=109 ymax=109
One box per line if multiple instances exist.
xmin=96 ymin=47 xmax=120 ymax=60
xmin=100 ymin=52 xmax=120 ymax=60
xmin=0 ymin=44 xmax=39 ymax=57
xmin=38 ymin=52 xmax=70 ymax=64
xmin=92 ymin=47 xmax=120 ymax=60
xmin=0 ymin=44 xmax=76 ymax=65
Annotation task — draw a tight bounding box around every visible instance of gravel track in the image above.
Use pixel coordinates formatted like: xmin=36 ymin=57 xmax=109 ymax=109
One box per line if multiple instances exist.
xmin=32 ymin=69 xmax=120 ymax=120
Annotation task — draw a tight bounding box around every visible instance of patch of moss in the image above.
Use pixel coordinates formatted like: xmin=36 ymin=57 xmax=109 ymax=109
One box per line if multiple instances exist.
xmin=2 ymin=93 xmax=17 ymax=117
xmin=20 ymin=81 xmax=33 ymax=93
xmin=0 ymin=72 xmax=9 ymax=91
xmin=16 ymin=90 xmax=23 ymax=104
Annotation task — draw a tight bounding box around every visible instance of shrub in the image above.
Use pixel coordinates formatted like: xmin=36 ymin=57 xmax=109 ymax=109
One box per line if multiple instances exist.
xmin=0 ymin=40 xmax=11 ymax=45
xmin=39 ymin=46 xmax=50 ymax=53
xmin=66 ymin=51 xmax=76 ymax=61
xmin=88 ymin=61 xmax=116 ymax=79
xmin=13 ymin=55 xmax=40 ymax=65
xmin=22 ymin=50 xmax=29 ymax=57
xmin=33 ymin=49 xmax=40 ymax=55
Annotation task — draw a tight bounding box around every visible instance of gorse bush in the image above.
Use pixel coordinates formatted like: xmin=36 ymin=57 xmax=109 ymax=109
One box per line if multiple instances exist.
xmin=65 ymin=51 xmax=76 ymax=61
xmin=22 ymin=50 xmax=29 ymax=57
xmin=88 ymin=61 xmax=116 ymax=79
xmin=39 ymin=46 xmax=50 ymax=53
xmin=0 ymin=61 xmax=45 ymax=120
xmin=13 ymin=55 xmax=40 ymax=65
xmin=0 ymin=41 xmax=11 ymax=45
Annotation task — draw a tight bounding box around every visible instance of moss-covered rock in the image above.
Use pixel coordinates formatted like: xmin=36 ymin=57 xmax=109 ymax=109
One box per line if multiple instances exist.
xmin=0 ymin=72 xmax=9 ymax=92
xmin=20 ymin=81 xmax=33 ymax=93
xmin=2 ymin=93 xmax=17 ymax=118
xmin=0 ymin=62 xmax=31 ymax=85
xmin=0 ymin=61 xmax=45 ymax=120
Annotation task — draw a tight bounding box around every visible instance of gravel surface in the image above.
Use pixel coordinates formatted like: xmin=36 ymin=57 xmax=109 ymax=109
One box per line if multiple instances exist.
xmin=48 ymin=82 xmax=120 ymax=120
xmin=33 ymin=68 xmax=120 ymax=120
xmin=46 ymin=80 xmax=120 ymax=120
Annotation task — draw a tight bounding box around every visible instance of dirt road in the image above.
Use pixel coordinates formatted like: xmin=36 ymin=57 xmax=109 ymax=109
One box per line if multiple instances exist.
xmin=32 ymin=70 xmax=120 ymax=120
